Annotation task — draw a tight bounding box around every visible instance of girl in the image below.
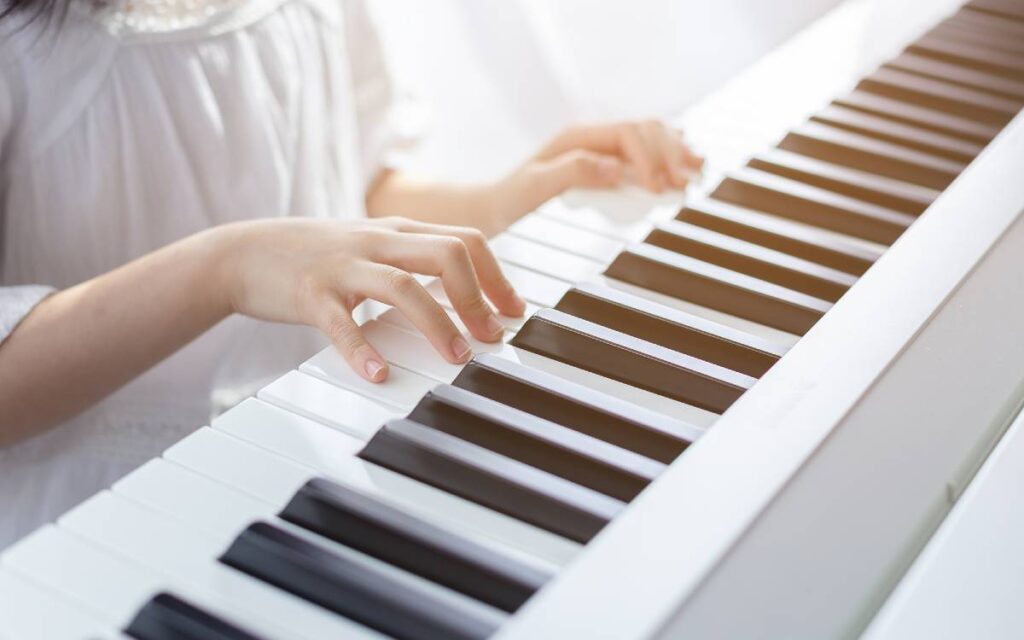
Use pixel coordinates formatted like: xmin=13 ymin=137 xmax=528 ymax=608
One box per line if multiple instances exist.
xmin=0 ymin=0 xmax=702 ymax=547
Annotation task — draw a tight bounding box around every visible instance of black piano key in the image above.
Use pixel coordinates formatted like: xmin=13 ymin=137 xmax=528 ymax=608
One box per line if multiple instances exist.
xmin=645 ymin=220 xmax=856 ymax=302
xmin=710 ymin=168 xmax=913 ymax=244
xmin=554 ymin=283 xmax=785 ymax=378
xmin=778 ymin=122 xmax=965 ymax=190
xmin=278 ymin=478 xmax=548 ymax=612
xmin=809 ymin=104 xmax=983 ymax=163
xmin=604 ymin=243 xmax=832 ymax=335
xmin=929 ymin=21 xmax=1024 ymax=57
xmin=220 ymin=521 xmax=499 ymax=640
xmin=966 ymin=0 xmax=1024 ymax=22
xmin=885 ymin=52 xmax=1024 ymax=102
xmin=907 ymin=34 xmax=1024 ymax=82
xmin=125 ymin=593 xmax=265 ymax=640
xmin=748 ymin=148 xmax=938 ymax=215
xmin=857 ymin=67 xmax=1019 ymax=125
xmin=510 ymin=308 xmax=755 ymax=411
xmin=834 ymin=90 xmax=1000 ymax=144
xmin=453 ymin=353 xmax=701 ymax=463
xmin=359 ymin=419 xmax=624 ymax=543
xmin=677 ymin=199 xmax=878 ymax=275
xmin=952 ymin=8 xmax=1024 ymax=39
xmin=408 ymin=385 xmax=665 ymax=501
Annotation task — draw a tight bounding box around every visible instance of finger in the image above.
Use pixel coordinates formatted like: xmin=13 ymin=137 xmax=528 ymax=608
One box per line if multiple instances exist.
xmin=672 ymin=129 xmax=705 ymax=172
xmin=380 ymin=220 xmax=526 ymax=319
xmin=620 ymin=124 xmax=664 ymax=192
xmin=365 ymin=233 xmax=507 ymax=343
xmin=684 ymin=144 xmax=705 ymax=172
xmin=347 ymin=260 xmax=472 ymax=363
xmin=651 ymin=124 xmax=692 ymax=189
xmin=314 ymin=299 xmax=390 ymax=383
xmin=532 ymin=148 xmax=624 ymax=196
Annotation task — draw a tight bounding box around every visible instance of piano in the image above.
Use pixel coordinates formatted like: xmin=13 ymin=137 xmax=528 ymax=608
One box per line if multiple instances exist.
xmin=4 ymin=0 xmax=1024 ymax=637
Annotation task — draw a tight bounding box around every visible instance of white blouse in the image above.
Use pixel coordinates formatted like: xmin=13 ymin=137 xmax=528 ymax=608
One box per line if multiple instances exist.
xmin=0 ymin=0 xmax=411 ymax=547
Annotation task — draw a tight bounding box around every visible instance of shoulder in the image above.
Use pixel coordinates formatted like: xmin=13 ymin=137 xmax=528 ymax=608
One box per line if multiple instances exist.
xmin=0 ymin=11 xmax=117 ymax=155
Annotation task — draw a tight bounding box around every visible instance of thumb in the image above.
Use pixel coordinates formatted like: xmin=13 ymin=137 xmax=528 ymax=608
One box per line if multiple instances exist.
xmin=531 ymin=150 xmax=625 ymax=199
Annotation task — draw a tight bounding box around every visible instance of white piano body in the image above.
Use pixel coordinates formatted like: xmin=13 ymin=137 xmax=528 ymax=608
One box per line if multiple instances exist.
xmin=498 ymin=1 xmax=1024 ymax=638
xmin=4 ymin=0 xmax=1024 ymax=638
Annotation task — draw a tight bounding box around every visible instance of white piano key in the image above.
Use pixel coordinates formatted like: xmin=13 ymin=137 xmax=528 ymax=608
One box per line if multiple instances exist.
xmin=59 ymin=492 xmax=386 ymax=640
xmin=0 ymin=568 xmax=122 ymax=640
xmin=216 ymin=398 xmax=371 ymax=470
xmin=2 ymin=527 xmax=156 ymax=628
xmin=359 ymin=308 xmax=720 ymax=427
xmin=115 ymin=459 xmax=291 ymax=539
xmin=364 ymin=319 xmax=516 ymax=383
xmin=378 ymin=304 xmax=478 ymax=335
xmin=360 ymin=319 xmax=501 ymax=382
xmin=683 ymin=196 xmax=887 ymax=263
xmin=108 ymin=468 xmax=510 ymax=634
xmin=1 ymin=526 xmax=292 ymax=639
xmin=590 ymin=274 xmax=802 ymax=349
xmin=429 ymin=261 xmax=569 ymax=309
xmin=536 ymin=198 xmax=662 ymax=243
xmin=509 ymin=213 xmax=625 ymax=263
xmin=257 ymin=371 xmax=398 ymax=440
xmin=376 ymin=295 xmax=536 ymax=338
xmin=495 ymin=345 xmax=719 ymax=429
xmin=211 ymin=407 xmax=561 ymax=577
xmin=162 ymin=427 xmax=580 ymax=567
xmin=422 ymin=281 xmax=539 ymax=331
xmin=301 ymin=346 xmax=437 ymax=409
xmin=490 ymin=233 xmax=604 ymax=283
xmin=117 ymin=458 xmax=502 ymax=631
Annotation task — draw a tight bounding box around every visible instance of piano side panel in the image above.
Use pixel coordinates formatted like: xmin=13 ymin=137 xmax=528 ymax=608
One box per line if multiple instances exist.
xmin=496 ymin=84 xmax=1024 ymax=640
xmin=861 ymin=401 xmax=1024 ymax=640
xmin=660 ymin=197 xmax=1024 ymax=639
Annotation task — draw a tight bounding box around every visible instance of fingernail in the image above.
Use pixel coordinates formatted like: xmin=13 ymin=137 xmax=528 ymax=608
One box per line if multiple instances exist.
xmin=451 ymin=336 xmax=472 ymax=362
xmin=485 ymin=314 xmax=504 ymax=337
xmin=364 ymin=359 xmax=386 ymax=381
xmin=676 ymin=168 xmax=692 ymax=186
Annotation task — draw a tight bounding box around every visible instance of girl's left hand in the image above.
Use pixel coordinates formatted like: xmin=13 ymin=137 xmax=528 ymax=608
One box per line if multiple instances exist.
xmin=491 ymin=120 xmax=704 ymax=223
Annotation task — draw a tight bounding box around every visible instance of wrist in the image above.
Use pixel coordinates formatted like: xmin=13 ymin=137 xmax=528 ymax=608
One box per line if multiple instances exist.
xmin=483 ymin=174 xmax=531 ymax=235
xmin=193 ymin=224 xmax=245 ymax=320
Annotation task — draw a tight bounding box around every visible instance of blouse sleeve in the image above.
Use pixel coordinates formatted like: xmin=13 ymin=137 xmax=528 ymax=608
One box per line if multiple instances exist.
xmin=0 ymin=286 xmax=53 ymax=345
xmin=343 ymin=0 xmax=422 ymax=189
xmin=0 ymin=48 xmax=50 ymax=345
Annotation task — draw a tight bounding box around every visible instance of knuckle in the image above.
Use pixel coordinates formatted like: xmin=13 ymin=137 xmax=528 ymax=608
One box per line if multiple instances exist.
xmin=458 ymin=226 xmax=486 ymax=247
xmin=438 ymin=236 xmax=470 ymax=263
xmin=378 ymin=216 xmax=409 ymax=232
xmin=382 ymin=267 xmax=419 ymax=296
xmin=391 ymin=216 xmax=415 ymax=231
xmin=569 ymin=152 xmax=595 ymax=175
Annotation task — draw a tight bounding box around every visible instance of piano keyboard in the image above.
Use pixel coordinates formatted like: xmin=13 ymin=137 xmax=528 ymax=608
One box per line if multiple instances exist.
xmin=4 ymin=1 xmax=1024 ymax=638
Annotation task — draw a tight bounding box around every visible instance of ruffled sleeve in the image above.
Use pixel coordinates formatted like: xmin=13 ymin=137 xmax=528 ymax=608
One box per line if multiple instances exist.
xmin=343 ymin=0 xmax=421 ymax=188
xmin=0 ymin=41 xmax=54 ymax=344
xmin=0 ymin=286 xmax=53 ymax=344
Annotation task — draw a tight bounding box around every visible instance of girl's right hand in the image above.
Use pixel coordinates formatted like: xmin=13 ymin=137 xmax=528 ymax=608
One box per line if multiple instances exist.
xmin=215 ymin=216 xmax=526 ymax=382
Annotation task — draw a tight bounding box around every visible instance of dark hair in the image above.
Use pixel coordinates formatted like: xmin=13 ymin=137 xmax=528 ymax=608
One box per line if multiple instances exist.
xmin=0 ymin=0 xmax=72 ymax=29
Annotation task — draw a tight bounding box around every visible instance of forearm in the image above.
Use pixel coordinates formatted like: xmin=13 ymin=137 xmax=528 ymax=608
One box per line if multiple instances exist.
xmin=0 ymin=228 xmax=232 ymax=445
xmin=365 ymin=171 xmax=515 ymax=237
